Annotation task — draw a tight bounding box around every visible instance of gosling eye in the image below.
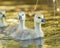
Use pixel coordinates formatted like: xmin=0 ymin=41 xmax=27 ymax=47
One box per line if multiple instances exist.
xmin=38 ymin=17 xmax=41 ymax=19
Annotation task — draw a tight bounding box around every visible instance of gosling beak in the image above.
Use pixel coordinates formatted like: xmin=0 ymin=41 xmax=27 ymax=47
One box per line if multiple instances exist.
xmin=19 ymin=16 xmax=22 ymax=20
xmin=41 ymin=18 xmax=46 ymax=22
xmin=2 ymin=14 xmax=6 ymax=18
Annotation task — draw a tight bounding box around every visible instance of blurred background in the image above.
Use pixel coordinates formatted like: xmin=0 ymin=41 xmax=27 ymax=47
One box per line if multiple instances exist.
xmin=0 ymin=0 xmax=60 ymax=48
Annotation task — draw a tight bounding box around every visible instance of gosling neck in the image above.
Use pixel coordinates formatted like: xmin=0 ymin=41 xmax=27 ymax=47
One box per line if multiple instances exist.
xmin=19 ymin=20 xmax=26 ymax=30
xmin=34 ymin=21 xmax=42 ymax=33
xmin=0 ymin=18 xmax=6 ymax=27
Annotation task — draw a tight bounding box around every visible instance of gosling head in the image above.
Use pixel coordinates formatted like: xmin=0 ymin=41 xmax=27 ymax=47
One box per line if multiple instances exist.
xmin=18 ymin=11 xmax=26 ymax=21
xmin=0 ymin=10 xmax=6 ymax=18
xmin=34 ymin=14 xmax=45 ymax=23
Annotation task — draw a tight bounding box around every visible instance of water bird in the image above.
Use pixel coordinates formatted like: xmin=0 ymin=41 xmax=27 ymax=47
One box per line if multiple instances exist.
xmin=4 ymin=11 xmax=26 ymax=35
xmin=10 ymin=11 xmax=45 ymax=48
xmin=1 ymin=11 xmax=26 ymax=48
xmin=0 ymin=10 xmax=8 ymax=35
